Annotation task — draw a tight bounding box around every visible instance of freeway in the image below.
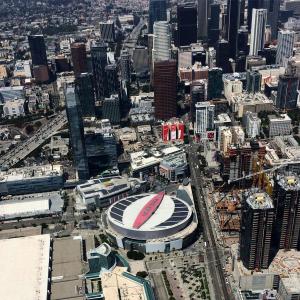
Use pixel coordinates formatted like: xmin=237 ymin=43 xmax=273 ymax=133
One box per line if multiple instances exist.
xmin=122 ymin=18 xmax=145 ymax=55
xmin=0 ymin=111 xmax=68 ymax=169
xmin=187 ymin=144 xmax=233 ymax=300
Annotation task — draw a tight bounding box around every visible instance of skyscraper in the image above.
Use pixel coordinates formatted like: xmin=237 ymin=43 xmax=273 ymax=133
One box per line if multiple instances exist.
xmin=91 ymin=41 xmax=108 ymax=100
xmin=195 ymin=101 xmax=215 ymax=135
xmin=154 ymin=60 xmax=177 ymax=120
xmin=237 ymin=27 xmax=249 ymax=55
xmin=215 ymin=40 xmax=231 ymax=73
xmin=65 ymin=85 xmax=89 ymax=180
xmin=239 ymin=190 xmax=274 ymax=270
xmin=249 ymin=9 xmax=267 ymax=56
xmin=276 ymin=30 xmax=295 ymax=67
xmin=276 ymin=74 xmax=299 ymax=109
xmin=207 ymin=67 xmax=223 ymax=100
xmin=99 ymin=21 xmax=115 ymax=42
xmin=71 ymin=43 xmax=88 ymax=77
xmin=208 ymin=3 xmax=220 ymax=46
xmin=259 ymin=0 xmax=280 ymax=40
xmin=120 ymin=50 xmax=131 ymax=82
xmin=273 ymin=174 xmax=300 ymax=251
xmin=197 ymin=0 xmax=208 ymax=40
xmin=246 ymin=70 xmax=262 ymax=93
xmin=148 ymin=0 xmax=167 ymax=34
xmin=227 ymin=0 xmax=241 ymax=58
xmin=105 ymin=64 xmax=119 ymax=96
xmin=190 ymin=81 xmax=206 ymax=121
xmin=102 ymin=94 xmax=120 ymax=125
xmin=28 ymin=35 xmax=48 ymax=66
xmin=152 ymin=21 xmax=171 ymax=63
xmin=247 ymin=0 xmax=260 ymax=31
xmin=177 ymin=4 xmax=198 ymax=46
xmin=75 ymin=73 xmax=95 ymax=117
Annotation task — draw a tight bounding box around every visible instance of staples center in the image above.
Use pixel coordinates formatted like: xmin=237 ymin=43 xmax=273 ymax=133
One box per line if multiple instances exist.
xmin=104 ymin=192 xmax=198 ymax=253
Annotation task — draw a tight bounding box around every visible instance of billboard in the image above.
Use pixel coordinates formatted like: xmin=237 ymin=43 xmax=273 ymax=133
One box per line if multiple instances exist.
xmin=162 ymin=121 xmax=185 ymax=142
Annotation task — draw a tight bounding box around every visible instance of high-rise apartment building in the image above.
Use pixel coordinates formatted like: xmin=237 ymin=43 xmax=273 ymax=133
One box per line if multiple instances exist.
xmin=249 ymin=9 xmax=267 ymax=56
xmin=195 ymin=101 xmax=215 ymax=135
xmin=75 ymin=73 xmax=95 ymax=117
xmin=65 ymin=85 xmax=89 ymax=180
xmin=28 ymin=35 xmax=48 ymax=66
xmin=273 ymin=174 xmax=300 ymax=251
xmin=177 ymin=4 xmax=197 ymax=46
xmin=148 ymin=0 xmax=167 ymax=34
xmin=71 ymin=43 xmax=88 ymax=77
xmin=152 ymin=21 xmax=171 ymax=63
xmin=197 ymin=0 xmax=208 ymax=40
xmin=240 ymin=190 xmax=274 ymax=270
xmin=91 ymin=41 xmax=108 ymax=100
xmin=154 ymin=60 xmax=177 ymax=120
xmin=276 ymin=30 xmax=295 ymax=66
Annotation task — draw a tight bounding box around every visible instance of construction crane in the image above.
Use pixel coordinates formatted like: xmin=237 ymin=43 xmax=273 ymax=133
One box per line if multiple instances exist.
xmin=228 ymin=160 xmax=300 ymax=184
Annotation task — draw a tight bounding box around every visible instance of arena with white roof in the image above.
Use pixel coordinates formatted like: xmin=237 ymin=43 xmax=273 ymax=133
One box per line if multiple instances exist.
xmin=105 ymin=188 xmax=198 ymax=253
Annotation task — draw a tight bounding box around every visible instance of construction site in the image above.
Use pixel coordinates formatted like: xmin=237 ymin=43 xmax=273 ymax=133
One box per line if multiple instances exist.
xmin=208 ymin=145 xmax=275 ymax=248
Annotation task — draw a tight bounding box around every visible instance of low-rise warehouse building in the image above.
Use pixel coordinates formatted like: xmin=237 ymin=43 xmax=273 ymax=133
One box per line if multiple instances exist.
xmin=0 ymin=164 xmax=64 ymax=196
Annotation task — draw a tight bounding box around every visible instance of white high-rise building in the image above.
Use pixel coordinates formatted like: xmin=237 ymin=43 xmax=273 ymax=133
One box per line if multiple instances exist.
xmin=249 ymin=9 xmax=267 ymax=56
xmin=152 ymin=21 xmax=171 ymax=63
xmin=243 ymin=111 xmax=261 ymax=138
xmin=276 ymin=30 xmax=295 ymax=67
xmin=195 ymin=101 xmax=215 ymax=135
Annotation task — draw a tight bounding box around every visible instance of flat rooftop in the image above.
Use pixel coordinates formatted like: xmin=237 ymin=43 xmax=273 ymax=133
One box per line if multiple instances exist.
xmin=0 ymin=234 xmax=50 ymax=300
xmin=51 ymin=236 xmax=84 ymax=300
xmin=0 ymin=164 xmax=63 ymax=182
xmin=102 ymin=267 xmax=150 ymax=300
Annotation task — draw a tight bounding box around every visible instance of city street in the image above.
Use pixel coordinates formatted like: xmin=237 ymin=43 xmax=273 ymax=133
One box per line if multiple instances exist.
xmin=187 ymin=144 xmax=233 ymax=300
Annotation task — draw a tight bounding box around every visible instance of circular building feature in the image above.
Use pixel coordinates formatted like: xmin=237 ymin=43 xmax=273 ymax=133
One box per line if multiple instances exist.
xmin=105 ymin=192 xmax=197 ymax=253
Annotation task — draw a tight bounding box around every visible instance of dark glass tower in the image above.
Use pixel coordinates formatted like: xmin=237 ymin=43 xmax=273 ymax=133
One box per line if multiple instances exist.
xmin=273 ymin=174 xmax=300 ymax=251
xmin=65 ymin=85 xmax=89 ymax=180
xmin=246 ymin=70 xmax=262 ymax=93
xmin=28 ymin=35 xmax=48 ymax=66
xmin=227 ymin=0 xmax=241 ymax=58
xmin=259 ymin=0 xmax=280 ymax=39
xmin=105 ymin=64 xmax=119 ymax=96
xmin=247 ymin=0 xmax=260 ymax=31
xmin=154 ymin=60 xmax=177 ymax=120
xmin=216 ymin=40 xmax=230 ymax=73
xmin=148 ymin=0 xmax=167 ymax=34
xmin=208 ymin=3 xmax=220 ymax=46
xmin=177 ymin=4 xmax=197 ymax=46
xmin=91 ymin=41 xmax=108 ymax=100
xmin=71 ymin=43 xmax=88 ymax=77
xmin=240 ymin=190 xmax=274 ymax=270
xmin=207 ymin=68 xmax=223 ymax=100
xmin=75 ymin=73 xmax=95 ymax=117
xmin=276 ymin=74 xmax=299 ymax=110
